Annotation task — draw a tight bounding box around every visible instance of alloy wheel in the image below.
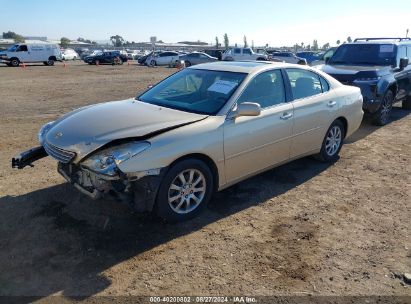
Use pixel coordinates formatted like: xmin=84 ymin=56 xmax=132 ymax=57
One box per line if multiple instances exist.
xmin=325 ymin=126 xmax=342 ymax=156
xmin=168 ymin=169 xmax=206 ymax=214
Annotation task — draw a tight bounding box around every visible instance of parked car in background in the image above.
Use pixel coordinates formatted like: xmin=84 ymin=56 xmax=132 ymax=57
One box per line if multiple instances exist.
xmin=12 ymin=61 xmax=363 ymax=222
xmin=61 ymin=49 xmax=79 ymax=60
xmin=138 ymin=51 xmax=161 ymax=65
xmin=80 ymin=50 xmax=103 ymax=60
xmin=204 ymin=49 xmax=223 ymax=60
xmin=222 ymin=48 xmax=268 ymax=61
xmin=0 ymin=43 xmax=61 ymax=67
xmin=146 ymin=51 xmax=180 ymax=66
xmin=270 ymin=51 xmax=307 ymax=65
xmin=320 ymin=38 xmax=411 ymax=125
xmin=296 ymin=51 xmax=321 ymax=64
xmin=310 ymin=47 xmax=337 ymax=66
xmin=179 ymin=52 xmax=218 ymax=66
xmin=83 ymin=51 xmax=128 ymax=65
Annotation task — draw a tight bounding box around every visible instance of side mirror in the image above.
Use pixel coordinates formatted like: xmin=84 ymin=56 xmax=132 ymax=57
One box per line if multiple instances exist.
xmin=228 ymin=102 xmax=261 ymax=119
xmin=399 ymin=57 xmax=409 ymax=69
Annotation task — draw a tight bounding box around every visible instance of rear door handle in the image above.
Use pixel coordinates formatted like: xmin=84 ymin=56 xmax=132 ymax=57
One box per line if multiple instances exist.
xmin=280 ymin=112 xmax=293 ymax=120
xmin=327 ymin=101 xmax=337 ymax=107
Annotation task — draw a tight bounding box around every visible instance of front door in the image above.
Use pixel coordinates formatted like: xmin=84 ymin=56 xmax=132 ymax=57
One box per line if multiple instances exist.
xmin=224 ymin=69 xmax=294 ymax=184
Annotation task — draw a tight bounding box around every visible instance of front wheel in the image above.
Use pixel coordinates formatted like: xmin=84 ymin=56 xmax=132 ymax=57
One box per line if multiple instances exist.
xmin=150 ymin=60 xmax=156 ymax=66
xmin=372 ymin=90 xmax=393 ymax=126
xmin=185 ymin=60 xmax=192 ymax=67
xmin=155 ymin=159 xmax=214 ymax=222
xmin=316 ymin=120 xmax=345 ymax=162
xmin=10 ymin=58 xmax=20 ymax=67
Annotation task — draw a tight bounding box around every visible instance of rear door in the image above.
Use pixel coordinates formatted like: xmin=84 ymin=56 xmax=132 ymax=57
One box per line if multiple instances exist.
xmin=223 ymin=69 xmax=294 ymax=183
xmin=285 ymin=68 xmax=338 ymax=158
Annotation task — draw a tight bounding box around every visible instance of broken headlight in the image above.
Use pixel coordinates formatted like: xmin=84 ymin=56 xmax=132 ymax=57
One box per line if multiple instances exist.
xmin=81 ymin=141 xmax=150 ymax=176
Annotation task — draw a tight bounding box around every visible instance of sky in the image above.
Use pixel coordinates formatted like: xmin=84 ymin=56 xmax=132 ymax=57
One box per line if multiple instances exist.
xmin=1 ymin=0 xmax=411 ymax=47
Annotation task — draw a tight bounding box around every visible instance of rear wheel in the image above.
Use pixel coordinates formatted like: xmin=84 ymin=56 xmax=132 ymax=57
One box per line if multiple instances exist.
xmin=372 ymin=90 xmax=393 ymax=126
xmin=150 ymin=60 xmax=156 ymax=66
xmin=316 ymin=120 xmax=345 ymax=162
xmin=46 ymin=59 xmax=54 ymax=66
xmin=185 ymin=60 xmax=192 ymax=67
xmin=155 ymin=159 xmax=214 ymax=222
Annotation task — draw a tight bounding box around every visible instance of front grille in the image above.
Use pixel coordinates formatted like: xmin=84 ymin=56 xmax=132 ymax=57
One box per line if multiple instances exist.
xmin=43 ymin=141 xmax=75 ymax=163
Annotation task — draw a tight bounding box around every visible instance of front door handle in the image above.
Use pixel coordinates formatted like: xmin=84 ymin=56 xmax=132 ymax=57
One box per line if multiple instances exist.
xmin=280 ymin=112 xmax=293 ymax=120
xmin=327 ymin=101 xmax=337 ymax=107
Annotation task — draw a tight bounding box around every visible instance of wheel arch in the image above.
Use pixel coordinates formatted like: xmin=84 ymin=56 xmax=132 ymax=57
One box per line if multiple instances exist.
xmin=335 ymin=116 xmax=348 ymax=138
xmin=167 ymin=153 xmax=219 ymax=192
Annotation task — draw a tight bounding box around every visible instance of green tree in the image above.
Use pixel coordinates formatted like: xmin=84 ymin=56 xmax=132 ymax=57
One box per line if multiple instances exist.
xmin=3 ymin=31 xmax=25 ymax=43
xmin=60 ymin=37 xmax=71 ymax=48
xmin=223 ymin=33 xmax=229 ymax=50
xmin=312 ymin=39 xmax=319 ymax=51
xmin=347 ymin=36 xmax=352 ymax=43
xmin=110 ymin=35 xmax=124 ymax=47
xmin=215 ymin=36 xmax=219 ymax=48
xmin=336 ymin=40 xmax=341 ymax=45
xmin=243 ymin=35 xmax=248 ymax=48
xmin=322 ymin=43 xmax=330 ymax=50
xmin=301 ymin=42 xmax=305 ymax=50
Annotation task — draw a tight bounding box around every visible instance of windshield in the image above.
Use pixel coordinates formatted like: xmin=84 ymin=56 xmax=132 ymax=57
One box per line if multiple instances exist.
xmin=6 ymin=45 xmax=18 ymax=52
xmin=329 ymin=44 xmax=396 ymax=66
xmin=138 ymin=69 xmax=247 ymax=115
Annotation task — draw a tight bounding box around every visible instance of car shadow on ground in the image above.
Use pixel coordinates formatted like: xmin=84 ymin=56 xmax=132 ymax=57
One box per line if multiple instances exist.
xmin=346 ymin=106 xmax=410 ymax=143
xmin=0 ymin=156 xmax=331 ymax=299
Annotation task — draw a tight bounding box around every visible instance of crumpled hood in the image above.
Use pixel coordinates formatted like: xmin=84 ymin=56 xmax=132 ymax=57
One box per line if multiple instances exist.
xmin=45 ymin=99 xmax=207 ymax=159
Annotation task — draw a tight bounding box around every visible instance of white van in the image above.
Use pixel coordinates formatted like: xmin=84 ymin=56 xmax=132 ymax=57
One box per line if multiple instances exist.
xmin=0 ymin=43 xmax=62 ymax=67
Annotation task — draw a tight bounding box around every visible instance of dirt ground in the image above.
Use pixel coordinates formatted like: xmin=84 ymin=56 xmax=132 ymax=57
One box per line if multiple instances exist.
xmin=0 ymin=61 xmax=410 ymax=300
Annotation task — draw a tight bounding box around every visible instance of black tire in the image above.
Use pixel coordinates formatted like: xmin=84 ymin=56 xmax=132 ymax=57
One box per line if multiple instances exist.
xmin=43 ymin=61 xmax=48 ymax=66
xmin=316 ymin=120 xmax=345 ymax=162
xmin=154 ymin=159 xmax=214 ymax=223
xmin=10 ymin=58 xmax=20 ymax=67
xmin=6 ymin=63 xmax=12 ymax=67
xmin=256 ymin=57 xmax=265 ymax=61
xmin=372 ymin=90 xmax=394 ymax=126
xmin=95 ymin=60 xmax=100 ymax=65
xmin=150 ymin=60 xmax=156 ymax=66
xmin=402 ymin=96 xmax=411 ymax=110
xmin=46 ymin=59 xmax=54 ymax=66
xmin=185 ymin=60 xmax=192 ymax=67
xmin=297 ymin=60 xmax=306 ymax=65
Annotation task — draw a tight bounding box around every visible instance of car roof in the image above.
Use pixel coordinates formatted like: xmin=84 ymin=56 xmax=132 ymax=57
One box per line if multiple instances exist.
xmin=349 ymin=38 xmax=411 ymax=45
xmin=189 ymin=61 xmax=294 ymax=73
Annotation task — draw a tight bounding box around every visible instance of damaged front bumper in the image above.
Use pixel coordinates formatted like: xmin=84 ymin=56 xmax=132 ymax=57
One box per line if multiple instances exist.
xmin=12 ymin=146 xmax=164 ymax=212
xmin=57 ymin=162 xmax=164 ymax=212
xmin=11 ymin=146 xmax=48 ymax=169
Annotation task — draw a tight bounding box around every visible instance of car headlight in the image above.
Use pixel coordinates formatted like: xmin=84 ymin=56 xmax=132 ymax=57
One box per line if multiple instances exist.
xmin=38 ymin=121 xmax=55 ymax=145
xmin=81 ymin=141 xmax=151 ymax=176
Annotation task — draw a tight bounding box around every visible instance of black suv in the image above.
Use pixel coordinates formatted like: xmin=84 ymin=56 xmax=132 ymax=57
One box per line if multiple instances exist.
xmin=84 ymin=51 xmax=128 ymax=65
xmin=321 ymin=38 xmax=411 ymax=125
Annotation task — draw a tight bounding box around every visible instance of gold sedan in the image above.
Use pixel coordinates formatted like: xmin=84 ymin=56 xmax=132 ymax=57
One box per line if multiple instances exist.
xmin=12 ymin=61 xmax=363 ymax=222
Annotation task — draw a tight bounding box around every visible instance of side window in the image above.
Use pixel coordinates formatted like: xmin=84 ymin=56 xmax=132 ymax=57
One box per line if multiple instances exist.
xmin=234 ymin=48 xmax=241 ymax=54
xmin=243 ymin=48 xmax=252 ymax=55
xmin=397 ymin=46 xmax=407 ymax=64
xmin=237 ymin=70 xmax=286 ymax=108
xmin=17 ymin=45 xmax=28 ymax=52
xmin=286 ymin=69 xmax=323 ymax=100
xmin=319 ymin=76 xmax=330 ymax=92
xmin=407 ymin=46 xmax=411 ymax=57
